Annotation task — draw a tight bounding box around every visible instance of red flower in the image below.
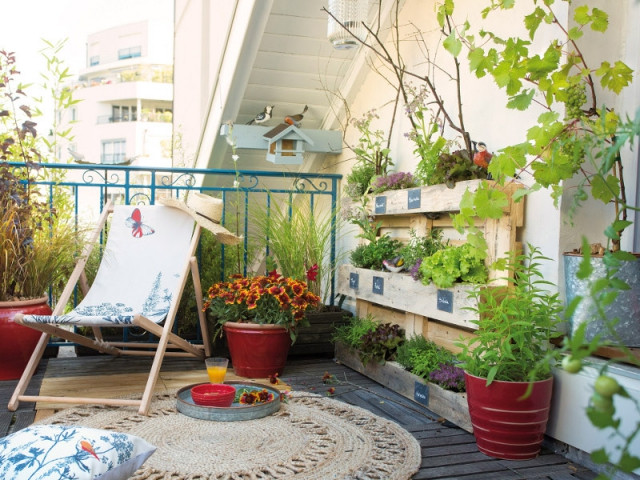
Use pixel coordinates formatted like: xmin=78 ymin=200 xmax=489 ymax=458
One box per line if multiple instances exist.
xmin=306 ymin=264 xmax=319 ymax=282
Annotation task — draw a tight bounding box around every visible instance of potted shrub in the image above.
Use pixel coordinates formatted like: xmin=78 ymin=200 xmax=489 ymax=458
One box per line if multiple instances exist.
xmin=0 ymin=51 xmax=83 ymax=378
xmin=456 ymin=245 xmax=564 ymax=460
xmin=203 ymin=270 xmax=321 ymax=378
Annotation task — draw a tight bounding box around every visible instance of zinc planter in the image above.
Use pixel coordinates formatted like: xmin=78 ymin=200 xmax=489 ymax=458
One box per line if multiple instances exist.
xmin=0 ymin=297 xmax=51 ymax=380
xmin=223 ymin=322 xmax=291 ymax=378
xmin=564 ymin=252 xmax=640 ymax=347
xmin=464 ymin=372 xmax=553 ymax=460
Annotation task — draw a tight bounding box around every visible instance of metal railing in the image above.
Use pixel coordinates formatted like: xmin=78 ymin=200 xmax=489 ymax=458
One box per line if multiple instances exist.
xmin=7 ymin=161 xmax=342 ymax=347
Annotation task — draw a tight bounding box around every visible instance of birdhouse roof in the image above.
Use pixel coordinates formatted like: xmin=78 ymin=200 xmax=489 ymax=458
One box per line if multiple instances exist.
xmin=263 ymin=124 xmax=314 ymax=145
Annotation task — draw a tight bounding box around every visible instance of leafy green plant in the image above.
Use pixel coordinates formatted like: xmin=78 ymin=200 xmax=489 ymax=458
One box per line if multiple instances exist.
xmin=358 ymin=322 xmax=405 ymax=366
xmin=345 ymin=163 xmax=376 ymax=201
xmin=252 ymin=194 xmax=344 ymax=305
xmin=350 ymin=234 xmax=402 ymax=270
xmin=429 ymin=150 xmax=488 ymax=189
xmin=396 ymin=335 xmax=458 ymax=378
xmin=398 ymin=228 xmax=448 ymax=280
xmin=333 ymin=314 xmax=379 ymax=349
xmin=350 ymin=110 xmax=393 ymax=177
xmin=419 ymin=243 xmax=488 ymax=288
xmin=456 ymin=245 xmax=563 ymax=384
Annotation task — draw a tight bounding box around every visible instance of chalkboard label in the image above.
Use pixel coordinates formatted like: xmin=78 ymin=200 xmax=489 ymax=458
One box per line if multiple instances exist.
xmin=372 ymin=276 xmax=384 ymax=295
xmin=349 ymin=272 xmax=359 ymax=289
xmin=437 ymin=289 xmax=454 ymax=313
xmin=414 ymin=382 xmax=429 ymax=406
xmin=374 ymin=196 xmax=387 ymax=214
xmin=408 ymin=189 xmax=421 ymax=209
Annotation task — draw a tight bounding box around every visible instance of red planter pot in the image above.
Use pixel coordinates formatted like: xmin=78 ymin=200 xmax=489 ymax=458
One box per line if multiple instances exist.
xmin=0 ymin=297 xmax=51 ymax=381
xmin=464 ymin=371 xmax=554 ymax=460
xmin=223 ymin=322 xmax=291 ymax=378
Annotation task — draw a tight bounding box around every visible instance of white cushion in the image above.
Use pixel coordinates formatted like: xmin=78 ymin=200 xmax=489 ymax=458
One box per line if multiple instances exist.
xmin=0 ymin=424 xmax=156 ymax=480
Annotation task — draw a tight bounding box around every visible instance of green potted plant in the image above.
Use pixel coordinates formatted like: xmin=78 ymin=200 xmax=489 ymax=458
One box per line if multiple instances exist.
xmin=203 ymin=269 xmax=321 ymax=378
xmin=252 ymin=195 xmax=353 ymax=355
xmin=456 ymin=245 xmax=563 ymax=460
xmin=0 ymin=51 xmax=83 ymax=378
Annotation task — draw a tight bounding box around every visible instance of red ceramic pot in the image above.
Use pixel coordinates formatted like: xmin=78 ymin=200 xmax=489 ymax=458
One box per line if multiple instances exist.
xmin=223 ymin=322 xmax=291 ymax=378
xmin=0 ymin=297 xmax=51 ymax=380
xmin=464 ymin=371 xmax=554 ymax=460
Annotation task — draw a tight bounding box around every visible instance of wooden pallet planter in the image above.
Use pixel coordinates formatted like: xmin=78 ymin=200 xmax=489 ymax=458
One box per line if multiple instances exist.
xmin=289 ymin=309 xmax=352 ymax=356
xmin=335 ymin=341 xmax=472 ymax=433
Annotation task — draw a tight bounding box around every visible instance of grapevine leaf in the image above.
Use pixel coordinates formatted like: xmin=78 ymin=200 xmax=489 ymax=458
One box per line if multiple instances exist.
xmin=524 ymin=7 xmax=545 ymax=39
xmin=474 ymin=188 xmax=508 ymax=219
xmin=590 ymin=448 xmax=609 ymax=464
xmin=567 ymin=26 xmax=583 ymax=40
xmin=597 ymin=61 xmax=633 ymax=94
xmin=619 ymin=452 xmax=640 ymax=472
xmin=590 ymin=8 xmax=609 ymax=32
xmin=573 ymin=5 xmax=590 ymax=25
xmin=590 ymin=174 xmax=619 ymax=204
xmin=506 ymin=89 xmax=535 ymax=110
xmin=443 ymin=31 xmax=462 ymax=57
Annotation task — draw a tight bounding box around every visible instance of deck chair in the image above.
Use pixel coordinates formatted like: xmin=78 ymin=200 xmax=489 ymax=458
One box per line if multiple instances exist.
xmin=9 ymin=195 xmax=241 ymax=415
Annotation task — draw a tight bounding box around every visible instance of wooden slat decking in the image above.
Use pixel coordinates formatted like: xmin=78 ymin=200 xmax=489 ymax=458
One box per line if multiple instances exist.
xmin=0 ymin=353 xmax=600 ymax=480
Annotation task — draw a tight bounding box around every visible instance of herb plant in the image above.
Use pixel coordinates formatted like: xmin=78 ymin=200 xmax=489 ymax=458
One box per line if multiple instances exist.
xmin=350 ymin=234 xmax=402 ymax=271
xmin=456 ymin=245 xmax=563 ymax=384
xmin=358 ymin=322 xmax=405 ymax=366
xmin=371 ymin=171 xmax=417 ymax=194
xmin=398 ymin=229 xmax=448 ymax=280
xmin=419 ymin=243 xmax=488 ymax=288
xmin=333 ymin=314 xmax=379 ymax=350
xmin=429 ymin=364 xmax=466 ymax=393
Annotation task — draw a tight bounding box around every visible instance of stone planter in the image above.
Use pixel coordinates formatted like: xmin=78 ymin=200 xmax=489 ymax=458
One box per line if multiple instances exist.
xmin=335 ymin=341 xmax=472 ymax=432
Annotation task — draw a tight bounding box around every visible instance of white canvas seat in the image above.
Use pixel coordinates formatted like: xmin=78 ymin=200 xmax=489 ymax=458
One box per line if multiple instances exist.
xmin=8 ymin=198 xmax=237 ymax=415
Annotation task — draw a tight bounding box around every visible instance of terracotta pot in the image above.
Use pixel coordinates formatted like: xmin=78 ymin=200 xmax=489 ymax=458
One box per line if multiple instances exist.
xmin=0 ymin=297 xmax=51 ymax=380
xmin=223 ymin=322 xmax=291 ymax=378
xmin=464 ymin=371 xmax=553 ymax=460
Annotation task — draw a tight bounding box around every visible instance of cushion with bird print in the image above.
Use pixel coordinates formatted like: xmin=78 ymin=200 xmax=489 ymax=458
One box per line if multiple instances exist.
xmin=0 ymin=424 xmax=156 ymax=480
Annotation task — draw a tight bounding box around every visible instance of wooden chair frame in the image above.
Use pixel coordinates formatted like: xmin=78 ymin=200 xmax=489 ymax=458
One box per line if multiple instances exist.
xmin=8 ymin=201 xmax=211 ymax=415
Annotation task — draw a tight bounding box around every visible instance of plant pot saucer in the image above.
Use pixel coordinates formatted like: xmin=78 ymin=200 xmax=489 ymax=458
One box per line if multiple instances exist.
xmin=176 ymin=381 xmax=281 ymax=421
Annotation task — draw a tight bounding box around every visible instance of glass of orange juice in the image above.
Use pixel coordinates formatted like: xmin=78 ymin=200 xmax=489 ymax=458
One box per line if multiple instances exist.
xmin=205 ymin=357 xmax=228 ymax=383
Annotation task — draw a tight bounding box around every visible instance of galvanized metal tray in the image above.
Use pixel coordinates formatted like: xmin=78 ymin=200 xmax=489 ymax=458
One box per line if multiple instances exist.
xmin=176 ymin=381 xmax=281 ymax=421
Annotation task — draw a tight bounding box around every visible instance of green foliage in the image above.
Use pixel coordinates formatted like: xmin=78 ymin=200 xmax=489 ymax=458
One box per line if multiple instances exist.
xmin=429 ymin=150 xmax=488 ymax=188
xmin=399 ymin=228 xmax=448 ymax=278
xmin=350 ymin=234 xmax=402 ymax=271
xmin=350 ymin=110 xmax=393 ymax=177
xmin=333 ymin=314 xmax=379 ymax=349
xmin=358 ymin=322 xmax=405 ymax=366
xmin=345 ymin=163 xmax=376 ymax=200
xmin=456 ymin=245 xmax=563 ymax=384
xmin=252 ymin=194 xmax=344 ymax=305
xmin=396 ymin=335 xmax=456 ymax=377
xmin=419 ymin=243 xmax=488 ymax=288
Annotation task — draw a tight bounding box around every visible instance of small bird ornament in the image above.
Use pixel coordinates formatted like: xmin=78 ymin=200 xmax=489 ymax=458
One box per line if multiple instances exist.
xmin=473 ymin=142 xmax=493 ymax=169
xmin=383 ymin=256 xmax=405 ymax=273
xmin=247 ymin=105 xmax=274 ymax=125
xmin=284 ymin=105 xmax=308 ymax=127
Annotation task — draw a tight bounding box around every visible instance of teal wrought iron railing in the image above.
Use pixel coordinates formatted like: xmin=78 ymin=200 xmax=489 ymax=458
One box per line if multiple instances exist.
xmin=6 ymin=161 xmax=342 ymax=347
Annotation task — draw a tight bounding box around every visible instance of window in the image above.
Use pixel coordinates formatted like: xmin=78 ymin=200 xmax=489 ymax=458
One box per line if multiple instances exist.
xmin=101 ymin=139 xmax=126 ymax=165
xmin=118 ymin=46 xmax=142 ymax=60
xmin=111 ymin=106 xmax=137 ymax=122
xmin=71 ymin=107 xmax=77 ymax=122
xmin=89 ymin=55 xmax=100 ymax=66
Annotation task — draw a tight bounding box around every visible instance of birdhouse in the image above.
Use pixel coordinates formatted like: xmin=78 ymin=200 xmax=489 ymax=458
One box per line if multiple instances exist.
xmin=262 ymin=124 xmax=314 ymax=164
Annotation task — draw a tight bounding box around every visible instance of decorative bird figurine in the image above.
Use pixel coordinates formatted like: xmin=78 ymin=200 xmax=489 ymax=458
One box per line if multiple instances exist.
xmin=284 ymin=105 xmax=308 ymax=127
xmin=383 ymin=256 xmax=405 ymax=273
xmin=473 ymin=142 xmax=493 ymax=169
xmin=79 ymin=440 xmax=100 ymax=461
xmin=247 ymin=105 xmax=274 ymax=125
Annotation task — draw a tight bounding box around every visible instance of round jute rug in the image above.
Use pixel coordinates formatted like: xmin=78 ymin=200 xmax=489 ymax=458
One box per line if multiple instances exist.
xmin=39 ymin=391 xmax=422 ymax=479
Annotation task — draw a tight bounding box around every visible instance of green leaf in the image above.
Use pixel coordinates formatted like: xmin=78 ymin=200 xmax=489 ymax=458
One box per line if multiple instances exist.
xmin=590 ymin=448 xmax=609 ymax=464
xmin=567 ymin=26 xmax=583 ymax=40
xmin=597 ymin=60 xmax=634 ymax=94
xmin=444 ymin=31 xmax=462 ymax=57
xmin=591 ymin=174 xmax=619 ymax=204
xmin=524 ymin=7 xmax=545 ymax=39
xmin=506 ymin=89 xmax=535 ymax=110
xmin=590 ymin=8 xmax=609 ymax=32
xmin=474 ymin=188 xmax=508 ymax=219
xmin=619 ymin=452 xmax=640 ymax=472
xmin=573 ymin=5 xmax=590 ymax=25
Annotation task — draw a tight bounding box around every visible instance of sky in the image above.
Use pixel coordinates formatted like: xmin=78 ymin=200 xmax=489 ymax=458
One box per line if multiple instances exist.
xmin=1 ymin=0 xmax=173 ymax=128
